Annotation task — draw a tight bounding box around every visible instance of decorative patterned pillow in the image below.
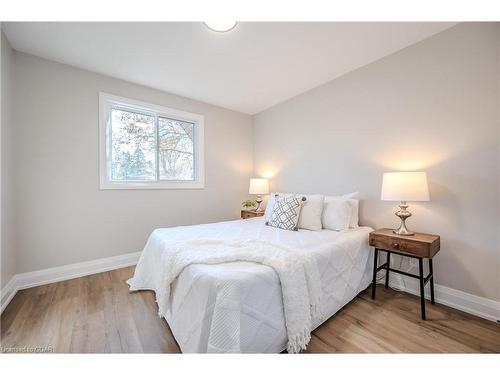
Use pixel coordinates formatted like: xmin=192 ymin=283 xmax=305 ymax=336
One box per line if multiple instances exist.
xmin=264 ymin=192 xmax=292 ymax=222
xmin=266 ymin=194 xmax=306 ymax=231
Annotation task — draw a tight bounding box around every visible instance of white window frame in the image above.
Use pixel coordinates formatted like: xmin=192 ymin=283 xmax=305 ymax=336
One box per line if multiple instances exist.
xmin=99 ymin=92 xmax=205 ymax=190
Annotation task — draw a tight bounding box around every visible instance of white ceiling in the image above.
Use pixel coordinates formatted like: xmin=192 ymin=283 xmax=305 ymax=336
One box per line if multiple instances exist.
xmin=3 ymin=22 xmax=456 ymax=114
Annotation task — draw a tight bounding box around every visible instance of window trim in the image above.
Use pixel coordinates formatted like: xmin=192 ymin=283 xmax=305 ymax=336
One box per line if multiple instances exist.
xmin=99 ymin=92 xmax=205 ymax=190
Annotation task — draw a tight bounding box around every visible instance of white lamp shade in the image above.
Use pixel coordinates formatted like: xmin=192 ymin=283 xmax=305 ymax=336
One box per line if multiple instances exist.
xmin=381 ymin=172 xmax=430 ymax=202
xmin=249 ymin=178 xmax=269 ymax=195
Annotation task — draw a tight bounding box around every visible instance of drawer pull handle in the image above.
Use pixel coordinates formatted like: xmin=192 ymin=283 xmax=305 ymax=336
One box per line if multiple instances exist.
xmin=392 ymin=243 xmax=399 ymax=248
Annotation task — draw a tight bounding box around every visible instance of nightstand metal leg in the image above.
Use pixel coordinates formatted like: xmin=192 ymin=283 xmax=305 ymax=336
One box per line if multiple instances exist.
xmin=418 ymin=258 xmax=426 ymax=320
xmin=385 ymin=252 xmax=391 ymax=288
xmin=371 ymin=248 xmax=378 ymax=299
xmin=429 ymin=258 xmax=435 ymax=304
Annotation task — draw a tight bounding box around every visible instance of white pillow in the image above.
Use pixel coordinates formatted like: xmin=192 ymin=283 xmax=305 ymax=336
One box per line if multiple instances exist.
xmin=347 ymin=199 xmax=359 ymax=228
xmin=297 ymin=194 xmax=324 ymax=231
xmin=265 ymin=192 xmax=324 ymax=231
xmin=342 ymin=192 xmax=360 ymax=228
xmin=322 ymin=197 xmax=351 ymax=231
xmin=264 ymin=194 xmax=275 ymax=222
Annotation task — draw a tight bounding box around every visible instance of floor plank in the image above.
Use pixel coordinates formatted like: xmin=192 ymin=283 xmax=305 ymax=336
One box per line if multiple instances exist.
xmin=1 ymin=266 xmax=499 ymax=353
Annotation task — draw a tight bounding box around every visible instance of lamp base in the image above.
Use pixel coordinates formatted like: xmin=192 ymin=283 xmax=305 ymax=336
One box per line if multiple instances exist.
xmin=254 ymin=195 xmax=264 ymax=212
xmin=393 ymin=201 xmax=415 ymax=236
xmin=393 ymin=226 xmax=414 ymax=236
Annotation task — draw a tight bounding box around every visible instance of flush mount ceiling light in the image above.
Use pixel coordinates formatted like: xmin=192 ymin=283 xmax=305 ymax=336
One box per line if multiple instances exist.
xmin=203 ymin=21 xmax=237 ymax=32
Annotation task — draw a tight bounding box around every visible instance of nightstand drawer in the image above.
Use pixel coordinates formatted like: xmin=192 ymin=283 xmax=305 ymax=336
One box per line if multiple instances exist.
xmin=241 ymin=210 xmax=265 ymax=219
xmin=369 ymin=229 xmax=440 ymax=258
xmin=241 ymin=211 xmax=255 ymax=219
xmin=369 ymin=235 xmax=404 ymax=252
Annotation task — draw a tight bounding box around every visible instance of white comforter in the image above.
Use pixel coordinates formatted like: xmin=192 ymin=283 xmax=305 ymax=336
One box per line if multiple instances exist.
xmin=129 ymin=237 xmax=322 ymax=353
xmin=128 ymin=217 xmax=373 ymax=353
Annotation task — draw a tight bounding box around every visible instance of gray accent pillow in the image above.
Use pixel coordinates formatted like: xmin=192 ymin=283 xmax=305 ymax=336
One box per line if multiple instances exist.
xmin=266 ymin=194 xmax=306 ymax=231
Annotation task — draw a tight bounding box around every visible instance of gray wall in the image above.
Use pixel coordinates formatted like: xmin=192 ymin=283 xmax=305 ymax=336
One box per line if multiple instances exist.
xmin=1 ymin=31 xmax=16 ymax=289
xmin=12 ymin=52 xmax=253 ymax=273
xmin=254 ymin=23 xmax=500 ymax=302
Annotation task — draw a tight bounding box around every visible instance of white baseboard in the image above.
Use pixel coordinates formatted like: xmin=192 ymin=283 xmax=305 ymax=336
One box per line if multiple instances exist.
xmin=380 ymin=273 xmax=500 ymax=322
xmin=1 ymin=251 xmax=141 ymax=314
xmin=0 ymin=276 xmax=18 ymax=315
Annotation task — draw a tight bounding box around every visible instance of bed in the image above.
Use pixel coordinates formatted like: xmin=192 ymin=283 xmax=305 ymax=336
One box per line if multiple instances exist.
xmin=128 ymin=216 xmax=374 ymax=353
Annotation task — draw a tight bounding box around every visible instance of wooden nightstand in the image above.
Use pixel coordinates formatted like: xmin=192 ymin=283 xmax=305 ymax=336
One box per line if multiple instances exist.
xmin=241 ymin=210 xmax=265 ymax=219
xmin=369 ymin=228 xmax=440 ymax=320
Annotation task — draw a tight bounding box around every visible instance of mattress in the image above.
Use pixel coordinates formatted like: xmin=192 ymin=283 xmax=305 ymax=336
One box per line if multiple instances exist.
xmin=141 ymin=217 xmax=374 ymax=353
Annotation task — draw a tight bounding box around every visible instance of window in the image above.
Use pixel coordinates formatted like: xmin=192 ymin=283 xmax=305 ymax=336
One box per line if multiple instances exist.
xmin=99 ymin=93 xmax=204 ymax=189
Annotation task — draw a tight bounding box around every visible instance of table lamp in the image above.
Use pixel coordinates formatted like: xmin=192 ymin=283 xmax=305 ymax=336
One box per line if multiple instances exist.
xmin=381 ymin=171 xmax=430 ymax=236
xmin=249 ymin=178 xmax=269 ymax=212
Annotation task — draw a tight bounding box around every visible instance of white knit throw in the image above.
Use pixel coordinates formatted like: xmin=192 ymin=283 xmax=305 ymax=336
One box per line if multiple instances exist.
xmin=128 ymin=238 xmax=322 ymax=353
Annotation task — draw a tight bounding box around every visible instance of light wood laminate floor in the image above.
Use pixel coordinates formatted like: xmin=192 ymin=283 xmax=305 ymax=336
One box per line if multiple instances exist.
xmin=1 ymin=266 xmax=499 ymax=353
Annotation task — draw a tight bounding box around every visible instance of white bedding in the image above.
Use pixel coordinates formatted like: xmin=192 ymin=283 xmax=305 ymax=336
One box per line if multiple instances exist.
xmin=129 ymin=217 xmax=373 ymax=353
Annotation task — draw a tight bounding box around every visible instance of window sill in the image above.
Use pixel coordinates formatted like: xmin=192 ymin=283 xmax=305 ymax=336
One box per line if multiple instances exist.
xmin=99 ymin=181 xmax=205 ymax=190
